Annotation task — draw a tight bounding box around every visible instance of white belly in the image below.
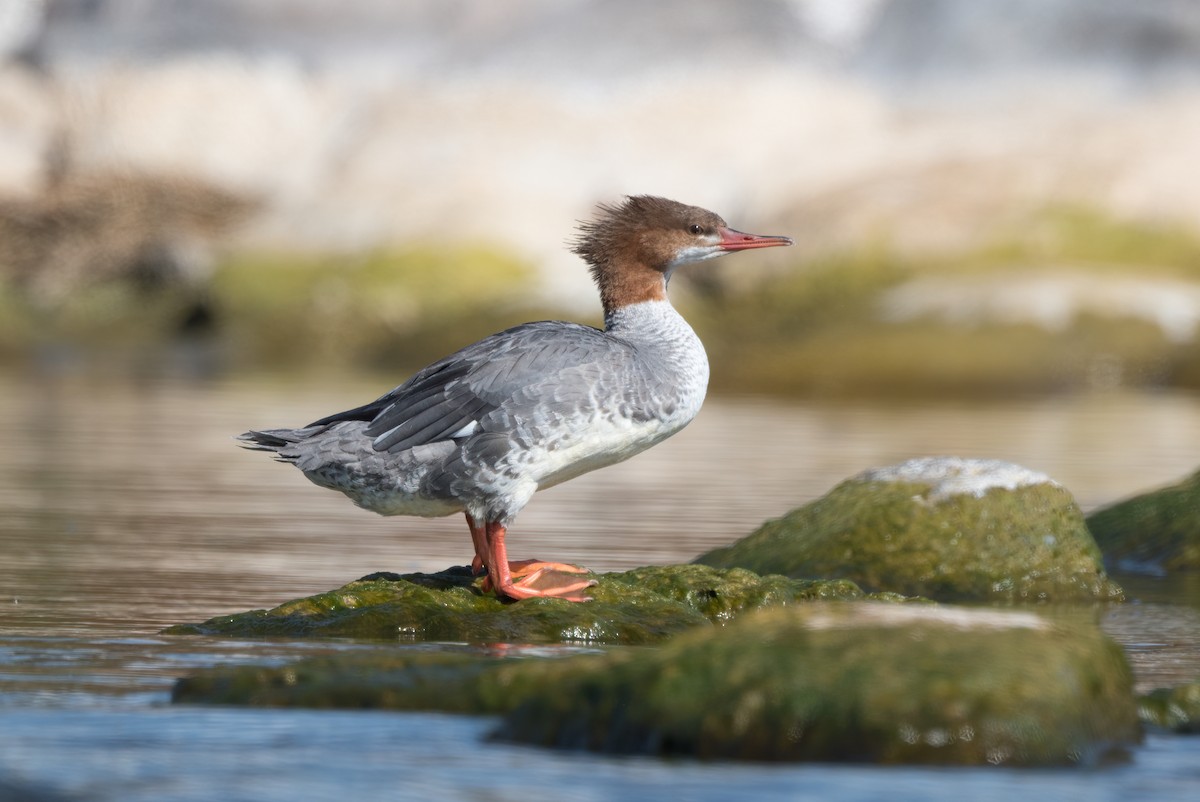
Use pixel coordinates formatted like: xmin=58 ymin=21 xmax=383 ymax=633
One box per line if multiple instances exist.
xmin=531 ymin=413 xmax=691 ymax=491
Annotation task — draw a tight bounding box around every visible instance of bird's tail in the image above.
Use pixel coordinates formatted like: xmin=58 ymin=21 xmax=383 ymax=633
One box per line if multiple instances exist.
xmin=236 ymin=428 xmax=318 ymax=460
xmin=237 ymin=429 xmax=294 ymax=450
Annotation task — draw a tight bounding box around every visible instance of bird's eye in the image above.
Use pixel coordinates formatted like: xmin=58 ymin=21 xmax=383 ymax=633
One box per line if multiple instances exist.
xmin=689 ymin=224 xmax=704 ymax=236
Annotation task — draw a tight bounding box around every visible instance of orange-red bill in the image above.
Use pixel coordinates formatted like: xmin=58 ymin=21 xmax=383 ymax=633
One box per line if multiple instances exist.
xmin=718 ymin=227 xmax=793 ymax=251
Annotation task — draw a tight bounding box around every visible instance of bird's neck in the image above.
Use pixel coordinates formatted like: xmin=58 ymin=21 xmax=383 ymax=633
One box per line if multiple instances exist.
xmin=594 ymin=256 xmax=670 ymax=320
xmin=603 ymin=297 xmax=690 ymax=340
xmin=604 ymin=298 xmax=711 ymax=409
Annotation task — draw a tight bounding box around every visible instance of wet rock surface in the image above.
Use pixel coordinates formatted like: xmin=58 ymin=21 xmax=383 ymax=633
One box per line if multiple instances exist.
xmin=696 ymin=457 xmax=1125 ymax=602
xmin=1138 ymin=682 xmax=1200 ymax=734
xmin=1087 ymin=468 xmax=1200 ymax=574
xmin=173 ymin=603 xmax=1141 ymax=766
xmin=163 ymin=460 xmax=1180 ymax=765
xmin=163 ymin=564 xmax=881 ymax=645
xmin=499 ymin=604 xmax=1140 ymax=765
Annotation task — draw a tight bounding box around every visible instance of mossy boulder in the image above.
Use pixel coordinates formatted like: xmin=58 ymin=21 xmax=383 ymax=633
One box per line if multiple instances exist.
xmin=163 ymin=564 xmax=879 ymax=645
xmin=502 ymin=603 xmax=1140 ymax=765
xmin=1087 ymin=469 xmax=1200 ymax=573
xmin=1138 ymin=682 xmax=1200 ymax=733
xmin=697 ymin=457 xmax=1124 ymax=602
xmin=171 ymin=647 xmax=593 ymax=713
xmin=173 ymin=603 xmax=1141 ymax=766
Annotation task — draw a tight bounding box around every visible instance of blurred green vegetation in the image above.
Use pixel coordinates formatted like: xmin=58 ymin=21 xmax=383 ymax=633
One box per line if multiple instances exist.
xmin=975 ymin=205 xmax=1200 ymax=276
xmin=691 ymin=205 xmax=1200 ymax=397
xmin=210 ymin=245 xmax=544 ymax=370
xmin=0 ymin=243 xmax=553 ymax=378
xmin=3 ymin=205 xmax=1200 ymax=397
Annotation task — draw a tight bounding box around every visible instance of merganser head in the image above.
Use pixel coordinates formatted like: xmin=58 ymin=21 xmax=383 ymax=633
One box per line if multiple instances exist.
xmin=572 ymin=195 xmax=792 ymax=313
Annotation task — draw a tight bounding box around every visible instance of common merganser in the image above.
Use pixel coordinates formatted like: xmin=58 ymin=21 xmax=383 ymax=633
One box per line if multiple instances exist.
xmin=239 ymin=196 xmax=792 ymax=602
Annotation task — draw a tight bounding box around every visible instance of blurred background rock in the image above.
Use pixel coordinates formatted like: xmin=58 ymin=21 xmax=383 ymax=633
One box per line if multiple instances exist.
xmin=2 ymin=0 xmax=1200 ymax=395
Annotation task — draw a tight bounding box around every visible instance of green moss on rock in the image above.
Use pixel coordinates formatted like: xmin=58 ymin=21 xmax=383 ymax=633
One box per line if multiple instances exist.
xmin=1087 ymin=469 xmax=1200 ymax=573
xmin=499 ymin=604 xmax=1140 ymax=765
xmin=172 ymin=647 xmax=609 ymax=713
xmin=173 ymin=603 xmax=1141 ymax=766
xmin=163 ymin=564 xmax=876 ymax=644
xmin=697 ymin=458 xmax=1124 ymax=603
xmin=1138 ymin=683 xmax=1200 ymax=733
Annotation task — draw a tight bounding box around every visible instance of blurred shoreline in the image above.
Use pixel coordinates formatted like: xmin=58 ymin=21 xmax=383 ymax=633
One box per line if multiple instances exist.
xmin=2 ymin=0 xmax=1200 ymax=395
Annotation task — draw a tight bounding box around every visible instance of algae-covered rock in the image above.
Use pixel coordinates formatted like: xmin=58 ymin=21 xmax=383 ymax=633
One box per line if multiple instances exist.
xmin=499 ymin=603 xmax=1140 ymax=765
xmin=697 ymin=457 xmax=1124 ymax=602
xmin=175 ymin=603 xmax=1141 ymax=765
xmin=163 ymin=564 xmax=875 ymax=644
xmin=1138 ymin=683 xmax=1200 ymax=733
xmin=172 ymin=647 xmax=604 ymax=712
xmin=1087 ymin=469 xmax=1200 ymax=573
xmin=604 ymin=564 xmax=879 ymax=618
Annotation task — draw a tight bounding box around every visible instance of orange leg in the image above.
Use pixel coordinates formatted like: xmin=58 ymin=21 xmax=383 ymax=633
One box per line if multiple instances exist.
xmin=465 ymin=513 xmax=488 ymax=575
xmin=481 ymin=521 xmax=596 ymax=602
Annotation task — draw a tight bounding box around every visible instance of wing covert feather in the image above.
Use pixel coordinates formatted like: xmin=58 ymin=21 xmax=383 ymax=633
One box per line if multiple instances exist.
xmin=352 ymin=321 xmax=626 ymax=454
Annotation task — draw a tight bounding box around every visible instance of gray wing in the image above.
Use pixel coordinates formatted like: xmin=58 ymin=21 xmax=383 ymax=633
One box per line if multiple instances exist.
xmin=309 ymin=321 xmax=631 ymax=454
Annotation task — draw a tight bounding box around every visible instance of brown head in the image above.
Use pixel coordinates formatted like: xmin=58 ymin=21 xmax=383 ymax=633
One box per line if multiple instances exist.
xmin=571 ymin=195 xmax=792 ymax=315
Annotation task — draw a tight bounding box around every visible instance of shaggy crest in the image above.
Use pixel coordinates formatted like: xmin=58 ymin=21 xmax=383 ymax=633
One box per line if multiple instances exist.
xmin=571 ymin=195 xmax=726 ymax=285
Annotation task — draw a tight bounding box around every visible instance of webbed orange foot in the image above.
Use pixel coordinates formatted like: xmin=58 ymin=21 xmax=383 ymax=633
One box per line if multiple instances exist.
xmin=497 ymin=567 xmax=597 ymax=602
xmin=472 ymin=520 xmax=597 ymax=603
xmin=506 ymin=559 xmax=591 ymax=578
xmin=479 ymin=561 xmax=596 ymax=602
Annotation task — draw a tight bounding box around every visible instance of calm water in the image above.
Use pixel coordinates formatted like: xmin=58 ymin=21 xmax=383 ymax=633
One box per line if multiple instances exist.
xmin=2 ymin=370 xmax=1199 ymax=800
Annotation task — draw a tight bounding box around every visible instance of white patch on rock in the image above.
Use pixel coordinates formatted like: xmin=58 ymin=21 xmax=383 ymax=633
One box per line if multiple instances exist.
xmin=857 ymin=456 xmax=1058 ymax=502
xmin=803 ymin=602 xmax=1049 ymax=632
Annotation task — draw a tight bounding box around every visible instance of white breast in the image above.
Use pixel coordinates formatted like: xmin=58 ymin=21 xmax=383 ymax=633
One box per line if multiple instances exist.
xmin=531 ymin=299 xmax=710 ymax=490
